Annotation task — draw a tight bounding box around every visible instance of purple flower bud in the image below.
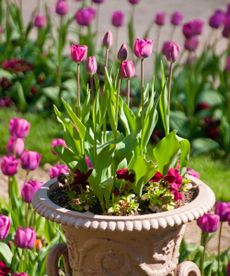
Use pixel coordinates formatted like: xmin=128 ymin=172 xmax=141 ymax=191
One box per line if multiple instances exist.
xmin=215 ymin=201 xmax=230 ymax=222
xmin=9 ymin=118 xmax=30 ymax=139
xmin=225 ymin=57 xmax=230 ymax=72
xmin=103 ymin=31 xmax=113 ymax=48
xmin=162 ymin=41 xmax=180 ymax=62
xmin=7 ymin=137 xmax=24 ymax=157
xmin=71 ymin=44 xmax=88 ymax=63
xmin=1 ymin=156 xmax=19 ymax=176
xmin=33 ymin=15 xmax=47 ymax=29
xmin=15 ymin=227 xmax=36 ymax=249
xmin=21 ymin=180 xmax=43 ymax=203
xmin=117 ymin=43 xmax=128 ymax=61
xmin=93 ymin=0 xmax=105 ymax=4
xmin=51 ymin=138 xmax=66 ymax=155
xmin=86 ymin=56 xmax=97 ymax=75
xmin=184 ymin=37 xmax=199 ymax=52
xmin=197 ymin=213 xmax=220 ymax=233
xmin=154 ymin=12 xmax=166 ymax=26
xmin=0 ymin=215 xmax=10 ymax=240
xmin=128 ymin=0 xmax=140 ymax=5
xmin=171 ymin=11 xmax=183 ymax=26
xmin=75 ymin=7 xmax=96 ymax=26
xmin=49 ymin=164 xmax=70 ymax=179
xmin=209 ymin=9 xmax=225 ymax=29
xmin=134 ymin=38 xmax=153 ymax=59
xmin=112 ymin=11 xmax=124 ymax=28
xmin=120 ymin=60 xmax=135 ymax=79
xmin=20 ymin=151 xmax=41 ymax=171
xmin=56 ymin=0 xmax=69 ymax=16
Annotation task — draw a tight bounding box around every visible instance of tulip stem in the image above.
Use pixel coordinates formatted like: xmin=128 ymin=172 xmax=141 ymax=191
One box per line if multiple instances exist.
xmin=115 ymin=28 xmax=119 ymax=56
xmin=217 ymin=222 xmax=223 ymax=276
xmin=105 ymin=48 xmax=109 ymax=70
xmin=155 ymin=26 xmax=161 ymax=53
xmin=115 ymin=78 xmax=121 ymax=143
xmin=90 ymin=75 xmax=94 ymax=100
xmin=141 ymin=58 xmax=145 ymax=136
xmin=127 ymin=79 xmax=131 ymax=107
xmin=167 ymin=62 xmax=173 ymax=133
xmin=200 ymin=232 xmax=208 ymax=276
xmin=76 ymin=63 xmax=81 ymax=116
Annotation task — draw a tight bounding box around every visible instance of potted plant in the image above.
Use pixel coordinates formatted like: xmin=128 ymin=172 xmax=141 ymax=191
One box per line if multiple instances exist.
xmin=32 ymin=34 xmax=215 ymax=276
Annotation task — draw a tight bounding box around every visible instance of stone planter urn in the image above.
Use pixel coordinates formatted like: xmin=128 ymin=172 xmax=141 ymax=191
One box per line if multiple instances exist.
xmin=32 ymin=176 xmax=215 ymax=276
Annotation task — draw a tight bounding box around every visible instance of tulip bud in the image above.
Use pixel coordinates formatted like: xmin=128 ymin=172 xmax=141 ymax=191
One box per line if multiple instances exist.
xmin=71 ymin=44 xmax=88 ymax=63
xmin=21 ymin=180 xmax=43 ymax=204
xmin=111 ymin=11 xmax=124 ymax=28
xmin=154 ymin=12 xmax=166 ymax=26
xmin=15 ymin=227 xmax=36 ymax=249
xmin=184 ymin=37 xmax=199 ymax=52
xmin=49 ymin=164 xmax=70 ymax=179
xmin=162 ymin=41 xmax=180 ymax=62
xmin=215 ymin=201 xmax=230 ymax=222
xmin=128 ymin=0 xmax=140 ymax=5
xmin=103 ymin=31 xmax=113 ymax=48
xmin=134 ymin=38 xmax=153 ymax=59
xmin=209 ymin=10 xmax=225 ymax=29
xmin=0 ymin=215 xmax=10 ymax=240
xmin=9 ymin=118 xmax=30 ymax=138
xmin=56 ymin=0 xmax=69 ymax=16
xmin=1 ymin=156 xmax=19 ymax=176
xmin=75 ymin=7 xmax=96 ymax=26
xmin=117 ymin=43 xmax=128 ymax=61
xmin=7 ymin=137 xmax=24 ymax=157
xmin=120 ymin=60 xmax=135 ymax=79
xmin=225 ymin=57 xmax=230 ymax=72
xmin=51 ymin=138 xmax=67 ymax=155
xmin=33 ymin=15 xmax=47 ymax=29
xmin=197 ymin=213 xmax=219 ymax=233
xmin=86 ymin=56 xmax=97 ymax=75
xmin=171 ymin=11 xmax=183 ymax=26
xmin=20 ymin=150 xmax=41 ymax=171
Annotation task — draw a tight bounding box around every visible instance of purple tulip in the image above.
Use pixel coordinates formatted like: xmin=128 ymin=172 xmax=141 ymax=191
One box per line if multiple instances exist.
xmin=93 ymin=0 xmax=105 ymax=4
xmin=186 ymin=168 xmax=200 ymax=179
xmin=1 ymin=156 xmax=19 ymax=176
xmin=13 ymin=273 xmax=28 ymax=276
xmin=134 ymin=38 xmax=153 ymax=59
xmin=193 ymin=19 xmax=204 ymax=35
xmin=7 ymin=137 xmax=24 ymax=157
xmin=154 ymin=12 xmax=166 ymax=26
xmin=15 ymin=227 xmax=36 ymax=249
xmin=49 ymin=164 xmax=70 ymax=179
xmin=112 ymin=11 xmax=124 ymax=28
xmin=183 ymin=20 xmax=204 ymax=39
xmin=197 ymin=213 xmax=220 ymax=233
xmin=20 ymin=151 xmax=41 ymax=171
xmin=75 ymin=7 xmax=96 ymax=26
xmin=21 ymin=180 xmax=43 ymax=203
xmin=223 ymin=16 xmax=230 ymax=38
xmin=9 ymin=118 xmax=30 ymax=139
xmin=120 ymin=60 xmax=135 ymax=79
xmin=171 ymin=11 xmax=183 ymax=26
xmin=71 ymin=44 xmax=88 ymax=63
xmin=184 ymin=37 xmax=199 ymax=52
xmin=128 ymin=0 xmax=140 ymax=5
xmin=56 ymin=0 xmax=69 ymax=16
xmin=161 ymin=41 xmax=180 ymax=62
xmin=51 ymin=138 xmax=66 ymax=155
xmin=86 ymin=56 xmax=97 ymax=75
xmin=225 ymin=57 xmax=230 ymax=72
xmin=103 ymin=31 xmax=113 ymax=48
xmin=33 ymin=15 xmax=47 ymax=29
xmin=0 ymin=215 xmax=10 ymax=240
xmin=209 ymin=9 xmax=225 ymax=29
xmin=215 ymin=201 xmax=230 ymax=222
xmin=117 ymin=43 xmax=128 ymax=61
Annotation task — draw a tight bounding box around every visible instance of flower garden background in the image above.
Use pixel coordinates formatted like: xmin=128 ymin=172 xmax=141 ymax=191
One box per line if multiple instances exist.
xmin=0 ymin=0 xmax=230 ymax=275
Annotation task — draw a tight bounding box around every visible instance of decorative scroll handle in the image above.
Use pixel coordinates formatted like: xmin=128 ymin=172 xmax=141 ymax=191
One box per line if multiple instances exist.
xmin=47 ymin=243 xmax=72 ymax=276
xmin=177 ymin=261 xmax=201 ymax=276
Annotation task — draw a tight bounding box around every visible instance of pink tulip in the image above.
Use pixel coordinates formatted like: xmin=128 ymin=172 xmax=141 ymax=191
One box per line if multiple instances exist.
xmin=112 ymin=11 xmax=124 ymax=27
xmin=33 ymin=15 xmax=47 ymax=28
xmin=120 ymin=60 xmax=135 ymax=79
xmin=134 ymin=38 xmax=153 ymax=59
xmin=75 ymin=7 xmax=96 ymax=26
xmin=171 ymin=11 xmax=183 ymax=26
xmin=117 ymin=43 xmax=128 ymax=61
xmin=49 ymin=164 xmax=70 ymax=179
xmin=1 ymin=156 xmax=19 ymax=176
xmin=15 ymin=227 xmax=36 ymax=249
xmin=184 ymin=37 xmax=199 ymax=52
xmin=215 ymin=201 xmax=230 ymax=222
xmin=21 ymin=180 xmax=43 ymax=203
xmin=56 ymin=0 xmax=69 ymax=16
xmin=154 ymin=12 xmax=166 ymax=26
xmin=128 ymin=0 xmax=140 ymax=5
xmin=20 ymin=151 xmax=41 ymax=171
xmin=197 ymin=213 xmax=219 ymax=233
xmin=86 ymin=56 xmax=97 ymax=75
xmin=9 ymin=118 xmax=30 ymax=138
xmin=209 ymin=9 xmax=225 ymax=29
xmin=7 ymin=137 xmax=24 ymax=157
xmin=71 ymin=44 xmax=88 ymax=63
xmin=0 ymin=215 xmax=10 ymax=240
xmin=51 ymin=138 xmax=66 ymax=155
xmin=102 ymin=31 xmax=113 ymax=48
xmin=162 ymin=41 xmax=180 ymax=62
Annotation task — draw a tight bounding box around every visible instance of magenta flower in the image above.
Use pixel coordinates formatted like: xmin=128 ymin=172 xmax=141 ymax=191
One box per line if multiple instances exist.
xmin=197 ymin=213 xmax=220 ymax=233
xmin=116 ymin=168 xmax=135 ymax=182
xmin=51 ymin=138 xmax=66 ymax=155
xmin=154 ymin=12 xmax=166 ymax=26
xmin=164 ymin=168 xmax=182 ymax=188
xmin=93 ymin=0 xmax=105 ymax=3
xmin=103 ymin=31 xmax=113 ymax=48
xmin=172 ymin=189 xmax=183 ymax=201
xmin=86 ymin=56 xmax=98 ymax=75
xmin=162 ymin=41 xmax=180 ymax=62
xmin=117 ymin=43 xmax=128 ymax=61
xmin=120 ymin=60 xmax=135 ymax=79
xmin=7 ymin=137 xmax=24 ymax=157
xmin=15 ymin=227 xmax=36 ymax=249
xmin=171 ymin=11 xmax=183 ymax=26
xmin=49 ymin=164 xmax=70 ymax=179
xmin=0 ymin=261 xmax=11 ymax=275
xmin=112 ymin=11 xmax=124 ymax=28
xmin=128 ymin=0 xmax=140 ymax=5
xmin=13 ymin=273 xmax=28 ymax=276
xmin=75 ymin=7 xmax=96 ymax=26
xmin=1 ymin=156 xmax=19 ymax=176
xmin=9 ymin=118 xmax=30 ymax=138
xmin=134 ymin=38 xmax=153 ymax=59
xmin=0 ymin=96 xmax=11 ymax=107
xmin=225 ymin=57 xmax=230 ymax=72
xmin=149 ymin=171 xmax=163 ymax=183
xmin=2 ymin=59 xmax=32 ymax=73
xmin=215 ymin=201 xmax=230 ymax=222
xmin=21 ymin=180 xmax=43 ymax=203
xmin=183 ymin=20 xmax=204 ymax=39
xmin=184 ymin=37 xmax=199 ymax=52
xmin=34 ymin=15 xmax=47 ymax=28
xmin=186 ymin=168 xmax=200 ymax=179
xmin=0 ymin=215 xmax=10 ymax=240
xmin=20 ymin=151 xmax=41 ymax=171
xmin=209 ymin=9 xmax=225 ymax=29
xmin=71 ymin=44 xmax=88 ymax=63
xmin=56 ymin=0 xmax=69 ymax=16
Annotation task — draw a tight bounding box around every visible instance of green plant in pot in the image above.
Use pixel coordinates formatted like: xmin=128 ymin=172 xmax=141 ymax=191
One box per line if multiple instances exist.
xmin=32 ymin=34 xmax=215 ymax=276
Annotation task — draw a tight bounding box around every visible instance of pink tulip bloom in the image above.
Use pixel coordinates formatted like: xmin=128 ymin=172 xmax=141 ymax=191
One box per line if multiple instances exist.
xmin=86 ymin=56 xmax=97 ymax=75
xmin=20 ymin=151 xmax=41 ymax=171
xmin=75 ymin=7 xmax=96 ymax=26
xmin=209 ymin=9 xmax=225 ymax=29
xmin=134 ymin=38 xmax=153 ymax=59
xmin=71 ymin=44 xmax=88 ymax=63
xmin=51 ymin=138 xmax=67 ymax=155
xmin=117 ymin=43 xmax=128 ymax=61
xmin=49 ymin=164 xmax=70 ymax=179
xmin=7 ymin=137 xmax=24 ymax=157
xmin=0 ymin=215 xmax=10 ymax=240
xmin=15 ymin=227 xmax=36 ymax=249
xmin=154 ymin=12 xmax=166 ymax=26
xmin=56 ymin=0 xmax=69 ymax=16
xmin=197 ymin=213 xmax=219 ymax=233
xmin=171 ymin=11 xmax=183 ymax=26
xmin=120 ymin=60 xmax=135 ymax=79
xmin=111 ymin=11 xmax=124 ymax=28
xmin=162 ymin=41 xmax=180 ymax=62
xmin=103 ymin=31 xmax=113 ymax=48
xmin=184 ymin=37 xmax=199 ymax=52
xmin=1 ymin=156 xmax=19 ymax=176
xmin=215 ymin=201 xmax=230 ymax=222
xmin=21 ymin=180 xmax=43 ymax=203
xmin=9 ymin=118 xmax=30 ymax=138
xmin=34 ymin=15 xmax=47 ymax=28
